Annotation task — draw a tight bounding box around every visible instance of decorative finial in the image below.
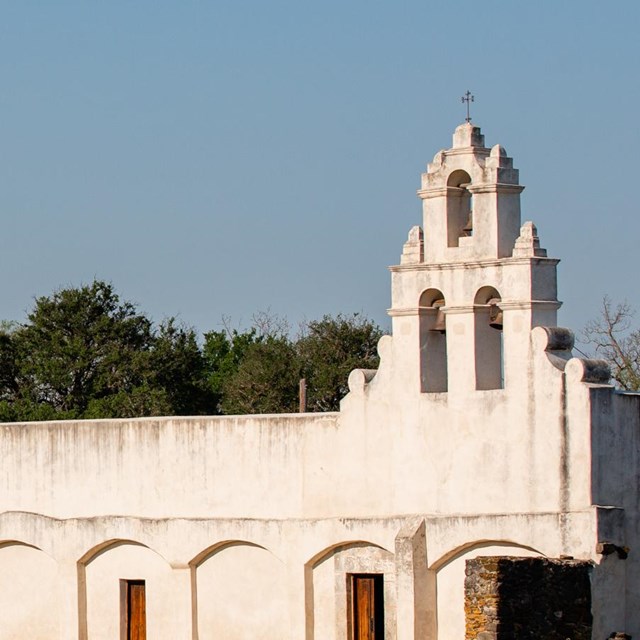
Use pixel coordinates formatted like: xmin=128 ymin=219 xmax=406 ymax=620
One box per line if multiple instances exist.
xmin=461 ymin=90 xmax=474 ymax=123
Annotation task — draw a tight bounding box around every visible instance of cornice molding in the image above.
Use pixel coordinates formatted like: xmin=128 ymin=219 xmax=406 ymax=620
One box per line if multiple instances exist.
xmin=388 ymin=300 xmax=562 ymax=317
xmin=387 ymin=307 xmax=419 ymax=317
xmin=389 ymin=257 xmax=560 ymax=273
xmin=417 ymin=182 xmax=523 ymax=199
xmin=444 ymin=147 xmax=491 ymax=157
xmin=467 ymin=183 xmax=524 ymax=195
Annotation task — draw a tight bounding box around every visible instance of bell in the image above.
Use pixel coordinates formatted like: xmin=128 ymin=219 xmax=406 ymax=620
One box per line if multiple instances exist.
xmin=488 ymin=298 xmax=503 ymax=330
xmin=430 ymin=299 xmax=446 ymax=333
xmin=461 ymin=211 xmax=473 ymax=237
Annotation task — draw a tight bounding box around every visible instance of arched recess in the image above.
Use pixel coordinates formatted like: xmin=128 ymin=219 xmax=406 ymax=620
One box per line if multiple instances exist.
xmin=446 ymin=170 xmax=473 ymax=246
xmin=194 ymin=540 xmax=287 ymax=640
xmin=433 ymin=539 xmax=543 ymax=640
xmin=0 ymin=541 xmax=60 ymax=639
xmin=419 ymin=289 xmax=448 ymax=392
xmin=79 ymin=538 xmax=176 ymax=640
xmin=304 ymin=541 xmax=395 ymax=640
xmin=474 ymin=286 xmax=504 ymax=390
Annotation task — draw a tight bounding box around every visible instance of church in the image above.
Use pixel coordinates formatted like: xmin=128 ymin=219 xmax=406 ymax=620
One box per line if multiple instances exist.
xmin=0 ymin=121 xmax=636 ymax=640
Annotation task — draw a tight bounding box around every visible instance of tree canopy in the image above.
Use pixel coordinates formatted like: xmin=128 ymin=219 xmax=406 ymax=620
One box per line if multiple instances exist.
xmin=0 ymin=280 xmax=384 ymax=421
xmin=0 ymin=281 xmax=213 ymax=420
xmin=298 ymin=313 xmax=383 ymax=412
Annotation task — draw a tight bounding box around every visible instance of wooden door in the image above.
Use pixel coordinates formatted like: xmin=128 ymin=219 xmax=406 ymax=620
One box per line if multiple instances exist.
xmin=121 ymin=580 xmax=146 ymax=640
xmin=351 ymin=574 xmax=384 ymax=640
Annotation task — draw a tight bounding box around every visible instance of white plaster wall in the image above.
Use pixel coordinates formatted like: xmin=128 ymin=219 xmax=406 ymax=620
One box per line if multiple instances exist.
xmin=311 ymin=553 xmax=337 ymax=640
xmin=340 ymin=349 xmax=576 ymax=519
xmin=0 ymin=414 xmax=339 ymax=520
xmin=435 ymin=544 xmax=541 ymax=640
xmin=196 ymin=543 xmax=287 ymax=640
xmin=0 ymin=544 xmax=59 ymax=639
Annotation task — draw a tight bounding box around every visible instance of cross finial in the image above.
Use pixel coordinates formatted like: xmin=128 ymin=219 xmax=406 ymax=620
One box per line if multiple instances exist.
xmin=461 ymin=90 xmax=474 ymax=123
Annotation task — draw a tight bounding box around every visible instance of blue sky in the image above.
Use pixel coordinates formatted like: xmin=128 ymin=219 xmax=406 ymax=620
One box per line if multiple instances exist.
xmin=0 ymin=1 xmax=637 ymax=337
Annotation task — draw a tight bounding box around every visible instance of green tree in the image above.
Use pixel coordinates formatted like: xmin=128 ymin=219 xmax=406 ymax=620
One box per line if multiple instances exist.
xmin=9 ymin=280 xmax=154 ymax=418
xmin=202 ymin=326 xmax=260 ymax=414
xmin=151 ymin=318 xmax=213 ymax=415
xmin=0 ymin=280 xmax=215 ymax=420
xmin=208 ymin=312 xmax=384 ymax=415
xmin=0 ymin=282 xmax=387 ymax=420
xmin=220 ymin=334 xmax=301 ymax=415
xmin=297 ymin=313 xmax=383 ymax=411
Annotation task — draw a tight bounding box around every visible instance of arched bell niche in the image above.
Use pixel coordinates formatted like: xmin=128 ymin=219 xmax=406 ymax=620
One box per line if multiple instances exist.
xmin=446 ymin=170 xmax=473 ymax=247
xmin=419 ymin=288 xmax=448 ymax=393
xmin=474 ymin=286 xmax=504 ymax=390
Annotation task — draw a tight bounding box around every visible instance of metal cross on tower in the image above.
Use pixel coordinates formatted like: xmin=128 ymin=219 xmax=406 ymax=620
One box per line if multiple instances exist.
xmin=461 ymin=90 xmax=474 ymax=123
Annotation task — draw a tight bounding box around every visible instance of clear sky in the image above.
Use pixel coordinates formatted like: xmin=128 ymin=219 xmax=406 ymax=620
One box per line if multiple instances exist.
xmin=0 ymin=1 xmax=638 ymax=337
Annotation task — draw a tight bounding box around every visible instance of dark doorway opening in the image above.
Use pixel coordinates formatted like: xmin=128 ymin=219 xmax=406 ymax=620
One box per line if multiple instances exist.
xmin=349 ymin=573 xmax=384 ymax=640
xmin=120 ymin=579 xmax=146 ymax=640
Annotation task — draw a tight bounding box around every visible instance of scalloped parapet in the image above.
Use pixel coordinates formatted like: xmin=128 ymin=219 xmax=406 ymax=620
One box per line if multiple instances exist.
xmin=532 ymin=326 xmax=574 ymax=351
xmin=452 ymin=122 xmax=486 ymax=149
xmin=347 ymin=368 xmax=378 ymax=393
xmin=344 ymin=335 xmax=392 ymax=403
xmin=513 ymin=221 xmax=547 ymax=258
xmin=532 ymin=326 xmax=575 ymax=371
xmin=420 ymin=124 xmax=521 ymax=195
xmin=416 ymin=122 xmax=526 ymax=262
xmin=401 ymin=225 xmax=424 ymax=264
xmin=485 ymin=143 xmax=513 ymax=169
xmin=565 ymin=358 xmax=611 ymax=384
xmin=531 ymin=326 xmax=611 ymax=383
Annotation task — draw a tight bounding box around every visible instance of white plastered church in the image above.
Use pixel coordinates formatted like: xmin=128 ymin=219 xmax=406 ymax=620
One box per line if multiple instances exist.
xmin=0 ymin=121 xmax=637 ymax=640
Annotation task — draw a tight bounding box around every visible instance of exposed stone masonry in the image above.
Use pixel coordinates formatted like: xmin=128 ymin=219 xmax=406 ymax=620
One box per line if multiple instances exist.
xmin=465 ymin=556 xmax=593 ymax=640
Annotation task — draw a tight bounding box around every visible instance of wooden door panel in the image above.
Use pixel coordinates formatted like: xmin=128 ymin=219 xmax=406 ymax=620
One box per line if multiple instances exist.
xmin=121 ymin=580 xmax=146 ymax=640
xmin=355 ymin=577 xmax=374 ymax=639
xmin=128 ymin=582 xmax=146 ymax=640
xmin=352 ymin=574 xmax=383 ymax=640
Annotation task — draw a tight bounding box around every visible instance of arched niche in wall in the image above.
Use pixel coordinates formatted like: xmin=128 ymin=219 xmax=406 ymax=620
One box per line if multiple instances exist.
xmin=80 ymin=539 xmax=176 ymax=640
xmin=419 ymin=289 xmax=448 ymax=393
xmin=446 ymin=170 xmax=473 ymax=247
xmin=194 ymin=541 xmax=287 ymax=640
xmin=474 ymin=286 xmax=504 ymax=390
xmin=0 ymin=541 xmax=60 ymax=639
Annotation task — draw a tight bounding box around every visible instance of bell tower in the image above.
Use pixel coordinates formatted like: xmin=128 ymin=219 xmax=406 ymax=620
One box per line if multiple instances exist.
xmin=419 ymin=122 xmax=524 ymax=262
xmin=388 ymin=123 xmax=560 ymax=396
